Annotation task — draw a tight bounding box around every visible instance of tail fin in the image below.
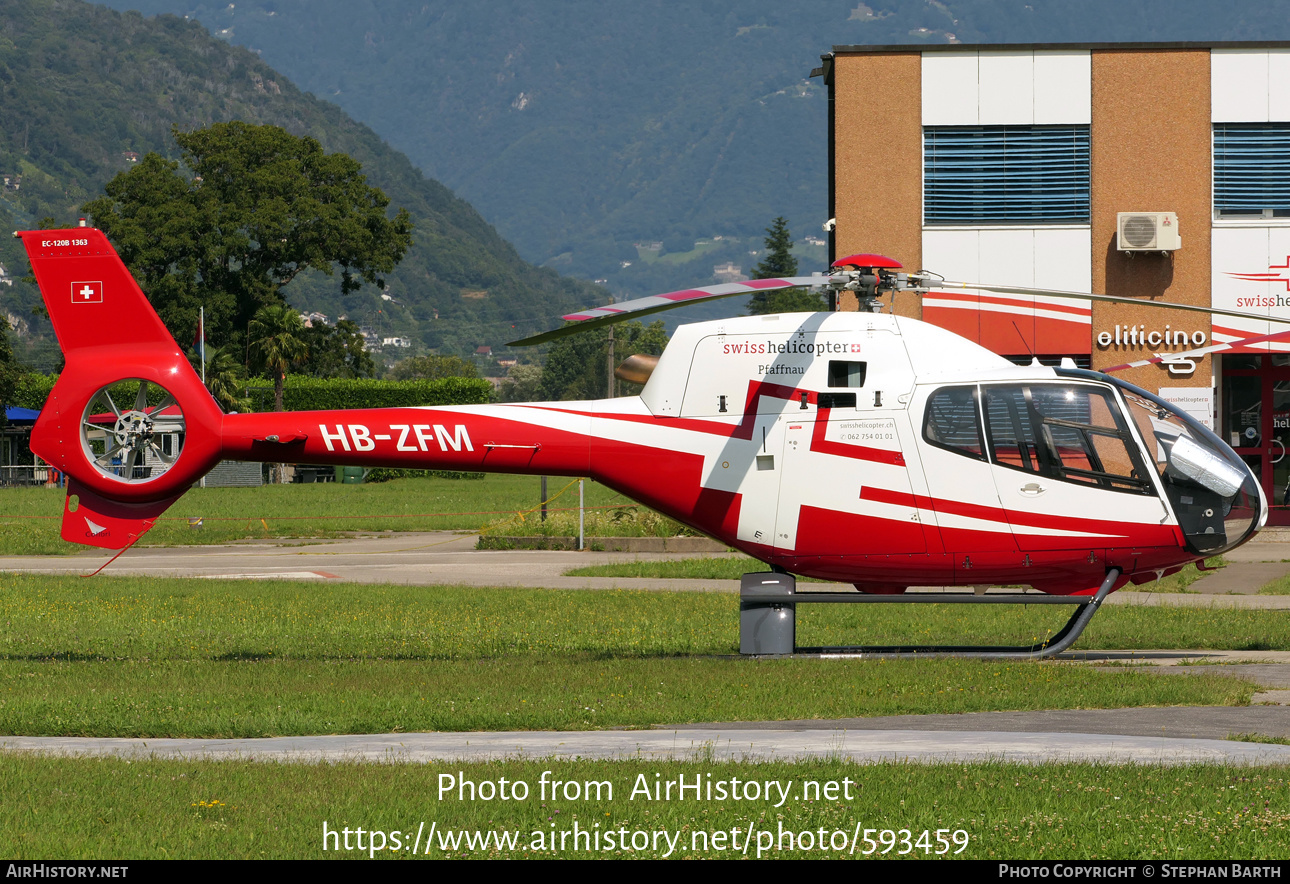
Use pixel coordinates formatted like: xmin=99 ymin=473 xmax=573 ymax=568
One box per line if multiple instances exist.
xmin=18 ymin=228 xmax=224 ymax=549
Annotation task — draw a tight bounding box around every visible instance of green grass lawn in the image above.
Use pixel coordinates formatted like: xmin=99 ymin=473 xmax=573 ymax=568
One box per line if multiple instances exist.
xmin=0 ymin=574 xmax=1272 ymax=737
xmin=2 ymin=757 xmax=1286 ymax=859
xmin=0 ymin=572 xmax=1284 ymax=860
xmin=0 ymin=475 xmax=658 ymax=555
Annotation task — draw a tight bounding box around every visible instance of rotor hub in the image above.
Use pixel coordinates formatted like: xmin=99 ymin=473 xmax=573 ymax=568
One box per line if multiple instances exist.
xmin=112 ymin=410 xmax=154 ymax=450
xmin=80 ymin=380 xmax=186 ymax=484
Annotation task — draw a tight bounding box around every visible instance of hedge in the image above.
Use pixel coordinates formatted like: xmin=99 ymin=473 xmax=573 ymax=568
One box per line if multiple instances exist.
xmin=9 ymin=373 xmax=491 ymax=413
xmin=247 ymin=375 xmax=492 ymax=411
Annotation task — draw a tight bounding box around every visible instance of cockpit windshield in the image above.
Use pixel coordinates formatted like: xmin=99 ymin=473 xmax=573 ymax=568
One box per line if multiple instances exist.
xmin=1059 ymin=369 xmax=1266 ymax=555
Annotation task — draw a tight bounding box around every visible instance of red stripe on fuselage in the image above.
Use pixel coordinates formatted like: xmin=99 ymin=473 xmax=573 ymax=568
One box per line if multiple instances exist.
xmin=862 ymin=484 xmax=1181 ymax=545
xmin=540 ymin=385 xmax=908 ymax=467
xmin=794 ymin=504 xmax=926 ymax=555
xmin=536 ymin=380 xmax=804 ymax=442
xmin=588 ymin=436 xmax=743 ymax=544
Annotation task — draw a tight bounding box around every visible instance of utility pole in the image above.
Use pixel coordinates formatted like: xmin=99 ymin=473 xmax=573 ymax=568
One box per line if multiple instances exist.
xmin=606 ymin=296 xmax=615 ymax=398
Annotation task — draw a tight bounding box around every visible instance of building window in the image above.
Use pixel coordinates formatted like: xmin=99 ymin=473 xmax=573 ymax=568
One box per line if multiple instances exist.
xmin=1214 ymin=124 xmax=1290 ymax=219
xmin=924 ymin=126 xmax=1090 ymax=225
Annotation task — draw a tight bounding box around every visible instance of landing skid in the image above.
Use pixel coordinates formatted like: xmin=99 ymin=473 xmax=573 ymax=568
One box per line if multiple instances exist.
xmin=738 ymin=568 xmax=1121 ymax=659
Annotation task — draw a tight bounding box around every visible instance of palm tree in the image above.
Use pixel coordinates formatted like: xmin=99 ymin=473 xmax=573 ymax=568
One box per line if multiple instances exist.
xmin=249 ymin=303 xmax=308 ymax=413
xmin=249 ymin=304 xmax=308 ymax=483
xmin=202 ymin=345 xmax=251 ymax=414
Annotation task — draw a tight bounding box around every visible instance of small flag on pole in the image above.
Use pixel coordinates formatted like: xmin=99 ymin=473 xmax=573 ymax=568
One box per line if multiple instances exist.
xmin=194 ymin=307 xmax=206 ymax=385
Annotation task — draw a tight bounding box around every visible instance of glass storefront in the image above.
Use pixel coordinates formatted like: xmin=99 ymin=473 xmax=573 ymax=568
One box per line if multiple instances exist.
xmin=1222 ymin=354 xmax=1290 ymax=525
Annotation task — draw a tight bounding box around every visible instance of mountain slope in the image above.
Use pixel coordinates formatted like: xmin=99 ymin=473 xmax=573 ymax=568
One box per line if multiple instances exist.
xmin=94 ymin=0 xmax=1290 ymax=299
xmin=0 ymin=0 xmax=603 ymax=360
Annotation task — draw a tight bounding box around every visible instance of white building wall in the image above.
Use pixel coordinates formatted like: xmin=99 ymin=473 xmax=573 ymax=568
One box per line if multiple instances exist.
xmin=922 ymin=50 xmax=1092 ymax=334
xmin=1211 ymin=49 xmax=1290 ymax=350
xmin=1211 ymin=227 xmax=1290 ymax=351
xmin=922 ymin=50 xmax=1090 ymax=125
xmin=923 ymin=228 xmax=1093 ymax=335
xmin=1212 ymin=49 xmax=1290 ymax=122
xmin=923 ymin=228 xmax=1092 ymax=291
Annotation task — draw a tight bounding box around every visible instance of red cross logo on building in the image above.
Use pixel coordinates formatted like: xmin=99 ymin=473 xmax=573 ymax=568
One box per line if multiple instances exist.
xmin=71 ymin=281 xmax=102 ymax=303
xmin=1227 ymin=257 xmax=1290 ymax=291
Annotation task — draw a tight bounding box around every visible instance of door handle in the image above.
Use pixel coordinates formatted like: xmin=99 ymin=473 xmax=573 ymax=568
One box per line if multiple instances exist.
xmin=1275 ymin=439 xmax=1286 ymax=464
xmin=1019 ymin=482 xmax=1046 ymax=496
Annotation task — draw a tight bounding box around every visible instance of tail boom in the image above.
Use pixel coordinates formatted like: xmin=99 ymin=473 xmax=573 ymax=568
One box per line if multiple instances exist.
xmin=219 ymin=407 xmax=593 ymax=476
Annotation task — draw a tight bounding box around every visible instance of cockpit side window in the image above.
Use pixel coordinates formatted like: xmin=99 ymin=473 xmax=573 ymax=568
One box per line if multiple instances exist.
xmin=982 ymin=384 xmax=1155 ymax=495
xmin=923 ymin=386 xmax=986 ymax=461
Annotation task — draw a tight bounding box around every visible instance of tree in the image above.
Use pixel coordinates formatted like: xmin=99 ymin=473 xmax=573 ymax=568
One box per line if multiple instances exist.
xmin=249 ymin=304 xmax=309 ymax=484
xmin=301 ymin=320 xmax=375 ymax=380
xmin=539 ymin=320 xmax=669 ymax=401
xmin=496 ymin=363 xmax=543 ymax=403
xmin=387 ymin=355 xmax=478 ymax=382
xmin=0 ymin=316 xmax=21 ymax=419
xmin=752 ymin=218 xmax=798 ymax=280
xmin=249 ymin=304 xmax=309 ymax=414
xmin=194 ymin=345 xmax=251 ymax=415
xmin=746 ymin=217 xmax=824 ymax=315
xmin=83 ymin=122 xmax=414 ymax=352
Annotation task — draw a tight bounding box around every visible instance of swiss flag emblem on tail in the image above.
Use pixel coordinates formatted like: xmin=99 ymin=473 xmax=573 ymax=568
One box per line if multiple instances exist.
xmin=71 ymin=281 xmax=103 ymax=303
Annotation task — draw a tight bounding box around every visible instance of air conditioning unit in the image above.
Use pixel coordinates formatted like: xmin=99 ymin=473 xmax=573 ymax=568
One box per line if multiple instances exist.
xmin=1117 ymin=212 xmax=1181 ymax=252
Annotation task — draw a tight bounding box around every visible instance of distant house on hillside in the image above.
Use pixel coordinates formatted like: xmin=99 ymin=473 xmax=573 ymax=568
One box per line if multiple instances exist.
xmin=713 ymin=262 xmax=742 ymax=282
xmin=475 ymin=345 xmax=493 ymax=357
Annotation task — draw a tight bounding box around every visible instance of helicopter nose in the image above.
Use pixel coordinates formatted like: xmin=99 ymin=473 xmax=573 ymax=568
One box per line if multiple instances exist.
xmin=1254 ymin=465 xmax=1270 ymax=533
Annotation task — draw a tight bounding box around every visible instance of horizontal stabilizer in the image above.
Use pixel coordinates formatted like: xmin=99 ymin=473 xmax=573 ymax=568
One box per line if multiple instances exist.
xmin=61 ymin=479 xmax=180 ymax=550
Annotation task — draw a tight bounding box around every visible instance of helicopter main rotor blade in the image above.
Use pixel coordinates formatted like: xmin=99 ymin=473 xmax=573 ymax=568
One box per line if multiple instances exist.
xmin=508 ymin=275 xmax=844 ymax=347
xmin=921 ymin=278 xmax=1290 ymax=330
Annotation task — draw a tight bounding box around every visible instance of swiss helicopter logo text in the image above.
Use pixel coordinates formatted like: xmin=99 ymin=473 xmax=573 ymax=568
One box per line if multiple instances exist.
xmin=722 ymin=340 xmax=858 ymax=355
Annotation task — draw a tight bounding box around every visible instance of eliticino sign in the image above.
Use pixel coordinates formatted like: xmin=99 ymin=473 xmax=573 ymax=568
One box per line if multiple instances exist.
xmin=1095 ymin=326 xmax=1208 ymax=348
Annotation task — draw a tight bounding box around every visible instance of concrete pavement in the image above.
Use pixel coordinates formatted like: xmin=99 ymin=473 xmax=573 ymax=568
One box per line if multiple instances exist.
xmin=0 ymin=532 xmax=746 ymax=591
xmin=5 ymin=528 xmax=1290 ymax=597
xmin=7 ymin=726 xmax=1290 ymax=765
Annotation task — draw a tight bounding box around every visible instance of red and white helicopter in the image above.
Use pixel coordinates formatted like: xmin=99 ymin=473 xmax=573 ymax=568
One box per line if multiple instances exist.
xmin=14 ymin=228 xmax=1276 ymax=652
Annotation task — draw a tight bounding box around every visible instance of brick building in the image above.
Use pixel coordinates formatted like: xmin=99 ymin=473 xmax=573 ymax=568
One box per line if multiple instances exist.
xmin=818 ymin=43 xmax=1290 ymax=521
